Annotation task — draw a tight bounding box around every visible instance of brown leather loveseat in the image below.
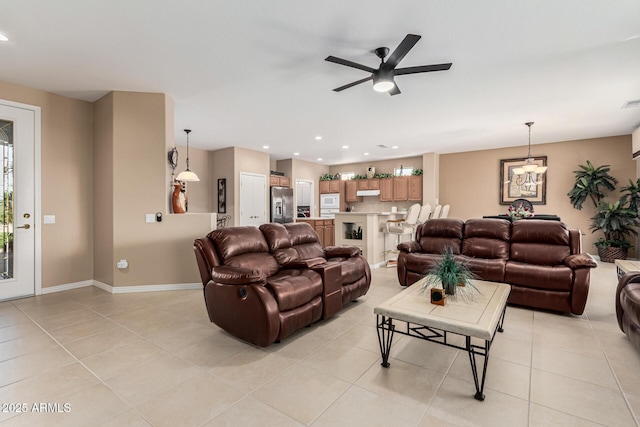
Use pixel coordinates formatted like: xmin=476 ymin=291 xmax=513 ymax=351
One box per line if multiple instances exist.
xmin=397 ymin=218 xmax=597 ymax=315
xmin=194 ymin=222 xmax=371 ymax=347
xmin=616 ymin=272 xmax=640 ymax=354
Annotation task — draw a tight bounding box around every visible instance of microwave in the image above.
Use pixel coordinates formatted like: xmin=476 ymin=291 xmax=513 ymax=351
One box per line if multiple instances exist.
xmin=320 ymin=193 xmax=340 ymax=210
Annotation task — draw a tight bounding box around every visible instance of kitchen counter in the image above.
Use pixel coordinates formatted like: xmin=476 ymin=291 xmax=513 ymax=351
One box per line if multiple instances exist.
xmin=334 ymin=212 xmax=405 ymax=268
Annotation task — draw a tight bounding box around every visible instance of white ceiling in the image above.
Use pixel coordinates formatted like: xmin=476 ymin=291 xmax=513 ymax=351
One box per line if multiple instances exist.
xmin=2 ymin=1 xmax=640 ymax=165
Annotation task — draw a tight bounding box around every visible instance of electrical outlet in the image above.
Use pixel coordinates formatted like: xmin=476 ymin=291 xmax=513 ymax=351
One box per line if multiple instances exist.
xmin=43 ymin=215 xmax=56 ymax=224
xmin=145 ymin=214 xmax=155 ymax=223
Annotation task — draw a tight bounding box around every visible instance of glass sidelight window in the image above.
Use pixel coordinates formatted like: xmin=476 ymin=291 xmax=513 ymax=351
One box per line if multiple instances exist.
xmin=0 ymin=120 xmax=13 ymax=279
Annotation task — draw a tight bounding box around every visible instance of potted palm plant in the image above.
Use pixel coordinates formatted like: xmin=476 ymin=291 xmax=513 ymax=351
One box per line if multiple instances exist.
xmin=567 ymin=161 xmax=618 ymax=210
xmin=590 ymin=198 xmax=640 ymax=262
xmin=421 ymin=246 xmax=479 ymax=303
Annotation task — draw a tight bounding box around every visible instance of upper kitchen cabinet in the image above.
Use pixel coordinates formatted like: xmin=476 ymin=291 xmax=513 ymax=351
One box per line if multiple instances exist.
xmin=345 ymin=180 xmax=359 ymax=202
xmin=380 ymin=178 xmax=393 ymax=202
xmin=270 ymin=175 xmax=290 ymax=187
xmin=357 ymin=179 xmax=380 ymax=190
xmin=393 ymin=177 xmax=408 ymax=201
xmin=319 ymin=180 xmax=342 ymax=194
xmin=407 ymin=175 xmax=422 ymax=201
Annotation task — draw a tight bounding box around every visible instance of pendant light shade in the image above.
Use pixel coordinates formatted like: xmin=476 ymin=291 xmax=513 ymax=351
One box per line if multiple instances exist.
xmin=512 ymin=122 xmax=546 ymax=189
xmin=176 ymin=129 xmax=199 ymax=182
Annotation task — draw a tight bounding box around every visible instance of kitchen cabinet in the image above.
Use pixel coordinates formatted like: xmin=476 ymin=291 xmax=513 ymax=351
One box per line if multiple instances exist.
xmin=296 ymin=219 xmax=334 ymax=247
xmin=393 ymin=177 xmax=408 ymax=201
xmin=380 ymin=178 xmax=393 ymax=202
xmin=270 ymin=175 xmax=290 ymax=187
xmin=407 ymin=175 xmax=422 ymax=201
xmin=319 ymin=180 xmax=342 ymax=194
xmin=345 ymin=180 xmax=359 ymax=202
xmin=356 ymin=179 xmax=380 ymax=190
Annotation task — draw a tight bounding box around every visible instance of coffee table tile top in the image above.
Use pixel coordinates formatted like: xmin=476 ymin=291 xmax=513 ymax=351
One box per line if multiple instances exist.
xmin=615 ymin=259 xmax=640 ymax=279
xmin=374 ymin=279 xmax=510 ymax=341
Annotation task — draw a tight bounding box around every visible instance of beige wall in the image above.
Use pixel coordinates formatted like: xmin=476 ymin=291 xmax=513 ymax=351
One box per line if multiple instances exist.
xmin=0 ymin=81 xmax=94 ymax=288
xmin=440 ymin=135 xmax=634 ymax=254
xmin=93 ymin=93 xmax=114 ymax=285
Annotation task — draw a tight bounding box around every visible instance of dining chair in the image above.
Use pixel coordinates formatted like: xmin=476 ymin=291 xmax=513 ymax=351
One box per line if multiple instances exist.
xmin=417 ymin=203 xmax=432 ymax=223
xmin=440 ymin=204 xmax=450 ymax=219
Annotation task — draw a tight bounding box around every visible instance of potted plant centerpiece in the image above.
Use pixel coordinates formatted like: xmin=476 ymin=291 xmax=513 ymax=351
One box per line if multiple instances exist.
xmin=421 ymin=246 xmax=479 ymax=304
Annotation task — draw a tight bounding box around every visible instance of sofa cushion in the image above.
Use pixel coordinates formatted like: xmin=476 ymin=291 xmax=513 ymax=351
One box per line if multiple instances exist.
xmin=462 ymin=219 xmax=511 ymax=260
xmin=417 ymin=219 xmax=464 ymax=254
xmin=510 ymin=220 xmax=571 ymax=265
xmin=463 ymin=257 xmax=506 ymax=283
xmin=327 ymin=256 xmax=367 ymax=285
xmin=260 ymin=223 xmax=299 ymax=264
xmin=505 ymin=261 xmax=573 ymax=291
xmin=405 ymin=253 xmax=443 ymax=275
xmin=285 ymin=223 xmax=326 ymax=259
xmin=266 ymin=269 xmax=323 ymax=311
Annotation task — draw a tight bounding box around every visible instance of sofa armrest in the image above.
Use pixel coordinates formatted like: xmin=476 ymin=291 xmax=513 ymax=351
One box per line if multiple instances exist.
xmin=325 ymin=246 xmax=360 ymax=258
xmin=564 ymin=254 xmax=597 ymax=269
xmin=398 ymin=241 xmax=421 ymax=253
xmin=211 ymin=266 xmax=266 ymax=285
xmin=283 ymin=257 xmax=327 ymax=269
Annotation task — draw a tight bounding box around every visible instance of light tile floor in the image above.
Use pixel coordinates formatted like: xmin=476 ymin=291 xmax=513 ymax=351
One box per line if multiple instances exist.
xmin=0 ymin=261 xmax=639 ymax=426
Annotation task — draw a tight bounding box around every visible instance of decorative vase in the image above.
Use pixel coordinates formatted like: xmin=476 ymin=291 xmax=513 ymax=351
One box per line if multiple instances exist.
xmin=172 ymin=182 xmax=187 ymax=214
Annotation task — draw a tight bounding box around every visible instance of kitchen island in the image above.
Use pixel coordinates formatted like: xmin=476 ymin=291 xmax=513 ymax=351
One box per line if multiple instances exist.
xmin=334 ymin=212 xmax=406 ymax=268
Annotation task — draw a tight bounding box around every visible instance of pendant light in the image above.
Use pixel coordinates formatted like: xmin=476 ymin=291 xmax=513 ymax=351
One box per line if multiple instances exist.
xmin=512 ymin=122 xmax=547 ymax=189
xmin=176 ymin=129 xmax=199 ymax=182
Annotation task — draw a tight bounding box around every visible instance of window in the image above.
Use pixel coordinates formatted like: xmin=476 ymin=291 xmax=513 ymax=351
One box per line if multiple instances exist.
xmin=341 ymin=172 xmax=355 ymax=180
xmin=394 ymin=167 xmax=413 ymax=176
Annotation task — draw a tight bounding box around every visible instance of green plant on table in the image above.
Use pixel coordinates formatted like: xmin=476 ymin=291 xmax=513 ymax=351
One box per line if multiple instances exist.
xmin=421 ymin=246 xmax=479 ymax=300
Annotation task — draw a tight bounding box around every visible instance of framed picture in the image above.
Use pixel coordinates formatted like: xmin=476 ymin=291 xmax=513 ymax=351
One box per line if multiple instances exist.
xmin=499 ymin=157 xmax=547 ymax=205
xmin=217 ymin=178 xmax=226 ymax=213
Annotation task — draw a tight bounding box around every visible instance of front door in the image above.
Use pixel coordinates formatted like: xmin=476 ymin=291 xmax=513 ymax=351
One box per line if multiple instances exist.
xmin=0 ymin=102 xmax=36 ymax=301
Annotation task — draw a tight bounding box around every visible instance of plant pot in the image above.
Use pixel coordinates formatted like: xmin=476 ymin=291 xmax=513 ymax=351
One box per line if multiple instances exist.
xmin=597 ymin=246 xmax=628 ymax=263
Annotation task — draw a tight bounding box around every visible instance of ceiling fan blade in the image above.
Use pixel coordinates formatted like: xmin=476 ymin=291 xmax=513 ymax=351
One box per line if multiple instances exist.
xmin=394 ymin=63 xmax=452 ymax=75
xmin=389 ymin=83 xmax=401 ymax=96
xmin=333 ymin=76 xmax=373 ymax=92
xmin=325 ymin=56 xmax=376 ymax=73
xmin=383 ymin=34 xmax=421 ymax=70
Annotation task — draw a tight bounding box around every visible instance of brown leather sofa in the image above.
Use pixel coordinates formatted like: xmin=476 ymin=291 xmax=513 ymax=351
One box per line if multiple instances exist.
xmin=193 ymin=222 xmax=371 ymax=347
xmin=616 ymin=272 xmax=640 ymax=353
xmin=397 ymin=218 xmax=597 ymax=315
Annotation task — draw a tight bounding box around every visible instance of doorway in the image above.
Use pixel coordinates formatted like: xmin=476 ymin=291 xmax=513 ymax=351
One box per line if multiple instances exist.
xmin=0 ymin=101 xmax=39 ymax=301
xmin=295 ymin=179 xmax=314 ymax=219
xmin=239 ymin=172 xmax=267 ymax=226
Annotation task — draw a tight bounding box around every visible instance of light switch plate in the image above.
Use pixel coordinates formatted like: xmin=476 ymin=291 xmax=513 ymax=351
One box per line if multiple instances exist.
xmin=145 ymin=214 xmax=155 ymax=223
xmin=43 ymin=215 xmax=55 ymax=224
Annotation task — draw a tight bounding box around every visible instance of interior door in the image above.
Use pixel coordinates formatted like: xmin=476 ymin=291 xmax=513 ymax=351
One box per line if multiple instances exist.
xmin=239 ymin=173 xmax=266 ymax=226
xmin=0 ymin=103 xmax=36 ymax=301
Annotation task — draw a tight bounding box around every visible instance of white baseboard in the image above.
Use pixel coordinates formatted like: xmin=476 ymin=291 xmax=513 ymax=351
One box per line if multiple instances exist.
xmin=42 ymin=280 xmax=201 ymax=295
xmin=41 ymin=280 xmax=93 ymax=294
xmin=92 ymin=281 xmax=201 ymax=294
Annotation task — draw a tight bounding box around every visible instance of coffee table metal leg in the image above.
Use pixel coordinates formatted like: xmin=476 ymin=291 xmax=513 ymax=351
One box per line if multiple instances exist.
xmin=376 ymin=315 xmax=395 ymax=368
xmin=467 ymin=337 xmax=490 ymax=401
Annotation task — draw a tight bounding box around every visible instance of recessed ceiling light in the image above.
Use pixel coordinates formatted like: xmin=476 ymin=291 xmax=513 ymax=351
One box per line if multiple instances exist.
xmin=391 ymin=145 xmax=399 ymax=149
xmin=0 ymin=33 xmax=8 ymax=42
xmin=262 ymin=145 xmax=269 ymax=149
xmin=364 ymin=152 xmax=370 ymax=156
xmin=315 ymin=136 xmax=322 ymax=140
xmin=342 ymin=145 xmax=349 ymax=149
xmin=294 ymin=152 xmax=300 ymax=156
xmin=317 ymin=158 xmax=323 ymax=161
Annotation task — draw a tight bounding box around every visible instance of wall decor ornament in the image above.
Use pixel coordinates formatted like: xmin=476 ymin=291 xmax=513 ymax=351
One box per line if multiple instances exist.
xmin=217 ymin=178 xmax=226 ymax=213
xmin=172 ymin=181 xmax=187 ymax=213
xmin=500 ymin=156 xmax=547 ymax=205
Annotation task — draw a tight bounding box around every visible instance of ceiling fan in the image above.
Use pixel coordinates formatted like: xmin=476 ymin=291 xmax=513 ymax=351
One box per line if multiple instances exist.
xmin=325 ymin=34 xmax=452 ymax=96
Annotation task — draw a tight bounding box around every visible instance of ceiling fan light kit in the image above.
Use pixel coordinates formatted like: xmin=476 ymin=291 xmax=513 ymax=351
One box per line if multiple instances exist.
xmin=326 ymin=33 xmax=452 ymax=96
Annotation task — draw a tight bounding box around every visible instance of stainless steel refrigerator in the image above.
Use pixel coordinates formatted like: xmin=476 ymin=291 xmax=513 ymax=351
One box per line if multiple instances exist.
xmin=271 ymin=186 xmax=294 ymax=223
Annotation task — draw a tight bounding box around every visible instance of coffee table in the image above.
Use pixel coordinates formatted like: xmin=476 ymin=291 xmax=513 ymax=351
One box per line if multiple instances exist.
xmin=615 ymin=259 xmax=640 ymax=279
xmin=374 ymin=278 xmax=510 ymax=401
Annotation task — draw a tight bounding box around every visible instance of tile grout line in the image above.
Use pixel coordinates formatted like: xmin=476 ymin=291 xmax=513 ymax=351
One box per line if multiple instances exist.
xmin=9 ymin=298 xmax=179 ymax=426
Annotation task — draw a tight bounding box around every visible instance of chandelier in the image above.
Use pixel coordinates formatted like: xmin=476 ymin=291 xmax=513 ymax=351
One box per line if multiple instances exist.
xmin=512 ymin=122 xmax=547 ymax=190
